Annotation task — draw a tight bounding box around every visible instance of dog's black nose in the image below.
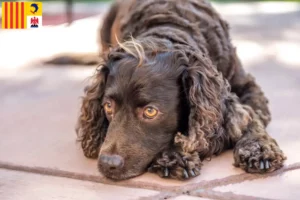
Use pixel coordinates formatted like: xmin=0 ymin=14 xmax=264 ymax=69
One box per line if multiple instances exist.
xmin=99 ymin=154 xmax=124 ymax=170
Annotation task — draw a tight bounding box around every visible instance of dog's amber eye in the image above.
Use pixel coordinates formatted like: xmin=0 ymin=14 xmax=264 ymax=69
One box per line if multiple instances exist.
xmin=143 ymin=107 xmax=158 ymax=119
xmin=104 ymin=102 xmax=113 ymax=114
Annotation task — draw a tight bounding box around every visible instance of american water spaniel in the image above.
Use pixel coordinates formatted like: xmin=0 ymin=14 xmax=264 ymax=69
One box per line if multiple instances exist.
xmin=50 ymin=0 xmax=286 ymax=180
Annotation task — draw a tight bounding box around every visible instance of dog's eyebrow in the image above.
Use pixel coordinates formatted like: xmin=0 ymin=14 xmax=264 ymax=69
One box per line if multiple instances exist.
xmin=104 ymin=86 xmax=120 ymax=100
xmin=136 ymin=92 xmax=154 ymax=102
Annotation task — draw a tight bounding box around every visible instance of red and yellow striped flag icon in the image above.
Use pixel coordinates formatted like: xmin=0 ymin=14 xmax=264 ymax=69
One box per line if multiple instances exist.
xmin=2 ymin=2 xmax=42 ymax=29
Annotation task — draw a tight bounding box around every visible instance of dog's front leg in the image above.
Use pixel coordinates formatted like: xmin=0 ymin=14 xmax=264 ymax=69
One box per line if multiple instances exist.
xmin=229 ymin=53 xmax=271 ymax=126
xmin=148 ymin=135 xmax=202 ymax=180
xmin=233 ymin=119 xmax=286 ymax=173
xmin=224 ymin=95 xmax=286 ymax=173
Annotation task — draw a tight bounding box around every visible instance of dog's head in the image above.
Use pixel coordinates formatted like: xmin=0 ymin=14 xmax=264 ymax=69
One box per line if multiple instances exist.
xmin=76 ymin=38 xmax=224 ymax=180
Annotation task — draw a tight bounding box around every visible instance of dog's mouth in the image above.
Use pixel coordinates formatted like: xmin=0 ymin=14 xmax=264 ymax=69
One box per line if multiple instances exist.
xmin=97 ymin=159 xmax=147 ymax=180
xmin=98 ymin=167 xmax=145 ymax=180
xmin=102 ymin=170 xmax=143 ymax=180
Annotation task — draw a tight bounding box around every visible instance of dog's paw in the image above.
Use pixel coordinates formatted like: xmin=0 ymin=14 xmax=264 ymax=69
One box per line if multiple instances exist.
xmin=234 ymin=137 xmax=286 ymax=173
xmin=148 ymin=150 xmax=202 ymax=180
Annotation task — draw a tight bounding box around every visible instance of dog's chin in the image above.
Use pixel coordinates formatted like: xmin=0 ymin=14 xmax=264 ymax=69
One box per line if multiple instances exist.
xmin=99 ymin=169 xmax=144 ymax=181
xmin=97 ymin=161 xmax=146 ymax=180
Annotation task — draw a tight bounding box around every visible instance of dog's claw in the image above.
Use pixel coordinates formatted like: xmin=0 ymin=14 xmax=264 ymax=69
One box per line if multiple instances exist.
xmin=183 ymin=169 xmax=189 ymax=179
xmin=265 ymin=160 xmax=270 ymax=169
xmin=260 ymin=160 xmax=264 ymax=169
xmin=164 ymin=168 xmax=169 ymax=177
xmin=249 ymin=161 xmax=253 ymax=168
xmin=194 ymin=167 xmax=200 ymax=174
xmin=190 ymin=169 xmax=196 ymax=177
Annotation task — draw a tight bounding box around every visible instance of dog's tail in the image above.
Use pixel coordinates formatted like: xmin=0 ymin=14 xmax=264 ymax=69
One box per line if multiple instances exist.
xmin=44 ymin=52 xmax=102 ymax=66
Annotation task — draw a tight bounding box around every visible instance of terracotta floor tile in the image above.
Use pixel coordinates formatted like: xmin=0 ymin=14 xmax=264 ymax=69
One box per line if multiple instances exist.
xmin=171 ymin=195 xmax=212 ymax=200
xmin=213 ymin=169 xmax=300 ymax=200
xmin=0 ymin=67 xmax=97 ymax=175
xmin=0 ymin=169 xmax=159 ymax=200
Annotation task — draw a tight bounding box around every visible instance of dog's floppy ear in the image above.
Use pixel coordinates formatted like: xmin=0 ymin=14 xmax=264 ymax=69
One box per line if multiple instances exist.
xmin=76 ymin=65 xmax=109 ymax=158
xmin=176 ymin=53 xmax=225 ymax=156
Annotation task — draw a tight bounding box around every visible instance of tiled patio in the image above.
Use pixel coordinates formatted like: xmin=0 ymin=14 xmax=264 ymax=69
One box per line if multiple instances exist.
xmin=0 ymin=2 xmax=300 ymax=200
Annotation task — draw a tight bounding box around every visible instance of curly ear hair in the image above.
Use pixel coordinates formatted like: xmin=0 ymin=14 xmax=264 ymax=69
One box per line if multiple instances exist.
xmin=76 ymin=65 xmax=109 ymax=158
xmin=174 ymin=51 xmax=228 ymax=158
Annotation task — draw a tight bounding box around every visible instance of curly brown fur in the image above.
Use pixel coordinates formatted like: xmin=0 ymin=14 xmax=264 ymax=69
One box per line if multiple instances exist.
xmin=231 ymin=103 xmax=286 ymax=173
xmin=74 ymin=0 xmax=285 ymax=180
xmin=76 ymin=65 xmax=109 ymax=158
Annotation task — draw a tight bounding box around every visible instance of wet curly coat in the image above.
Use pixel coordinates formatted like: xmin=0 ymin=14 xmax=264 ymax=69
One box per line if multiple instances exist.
xmin=76 ymin=0 xmax=286 ymax=180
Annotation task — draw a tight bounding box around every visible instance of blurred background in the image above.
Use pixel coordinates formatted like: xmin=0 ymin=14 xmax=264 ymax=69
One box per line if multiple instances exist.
xmin=2 ymin=0 xmax=300 ymax=27
xmin=0 ymin=0 xmax=299 ymax=70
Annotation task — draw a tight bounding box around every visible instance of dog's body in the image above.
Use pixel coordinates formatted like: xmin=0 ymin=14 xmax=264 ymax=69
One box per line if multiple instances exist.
xmin=101 ymin=0 xmax=237 ymax=80
xmin=58 ymin=0 xmax=286 ymax=180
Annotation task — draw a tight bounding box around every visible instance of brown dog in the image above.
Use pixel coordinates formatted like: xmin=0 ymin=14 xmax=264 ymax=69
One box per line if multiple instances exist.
xmin=49 ymin=0 xmax=286 ymax=180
